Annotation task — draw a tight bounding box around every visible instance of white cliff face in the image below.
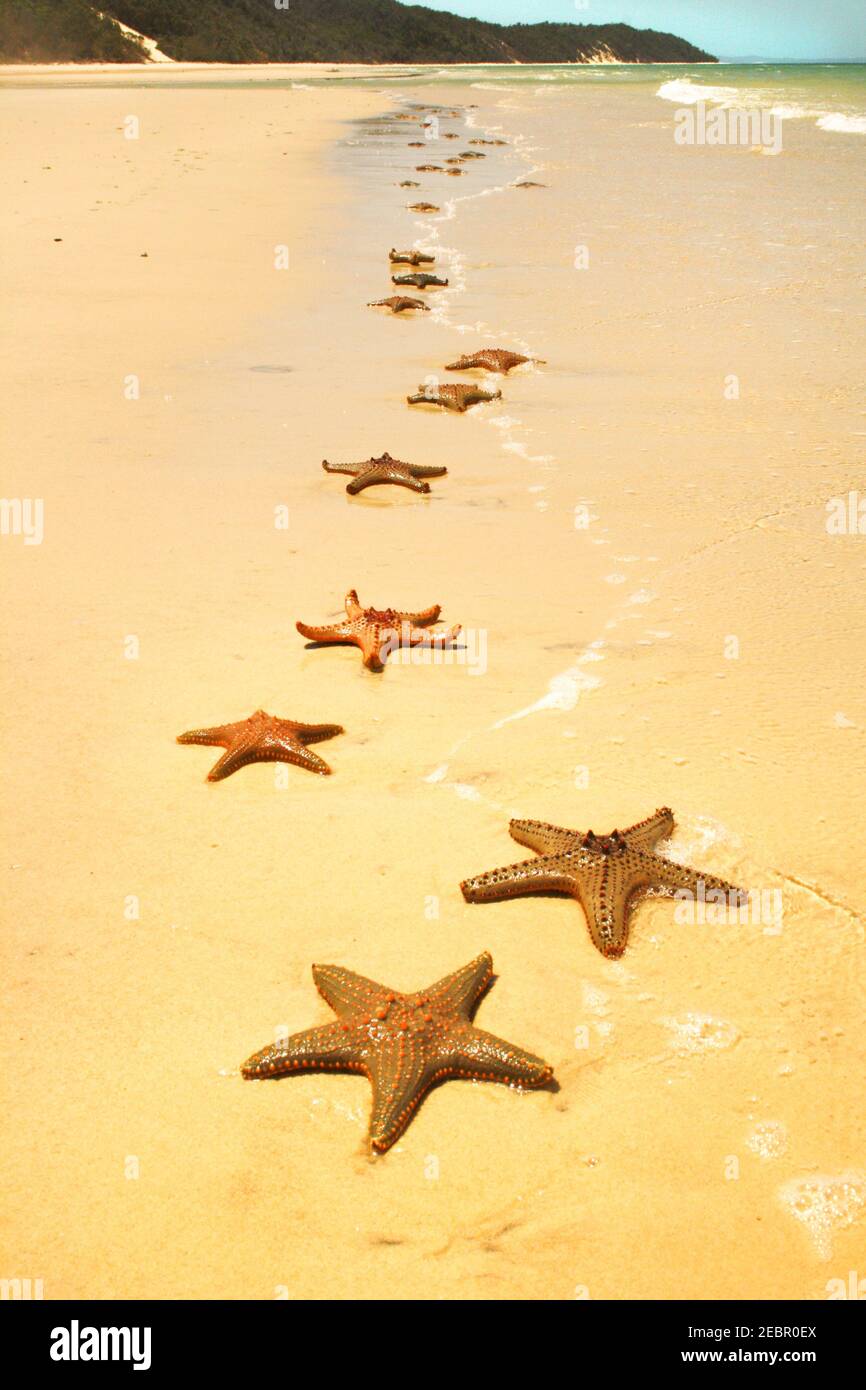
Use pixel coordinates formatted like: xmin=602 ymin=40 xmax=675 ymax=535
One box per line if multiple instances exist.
xmin=95 ymin=10 xmax=175 ymax=62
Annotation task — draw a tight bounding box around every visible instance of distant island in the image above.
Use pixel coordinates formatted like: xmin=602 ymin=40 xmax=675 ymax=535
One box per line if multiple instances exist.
xmin=0 ymin=0 xmax=718 ymax=65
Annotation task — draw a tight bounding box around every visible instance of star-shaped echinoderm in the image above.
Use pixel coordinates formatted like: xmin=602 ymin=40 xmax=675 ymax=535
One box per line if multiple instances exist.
xmin=445 ymin=349 xmax=544 ymax=374
xmin=241 ymin=951 xmax=553 ymax=1153
xmin=391 ymin=272 xmax=449 ymax=289
xmin=408 ymin=202 xmax=440 ymax=213
xmin=407 ymin=383 xmax=502 ymax=413
xmin=322 ymin=452 xmax=447 ymax=495
xmin=389 ymin=248 xmax=436 ymax=266
xmin=367 ymin=295 xmax=430 ymax=315
xmin=177 ymin=709 xmax=343 ymax=781
xmin=296 ymin=588 xmax=460 ymax=672
xmin=461 ymin=807 xmax=746 ymax=959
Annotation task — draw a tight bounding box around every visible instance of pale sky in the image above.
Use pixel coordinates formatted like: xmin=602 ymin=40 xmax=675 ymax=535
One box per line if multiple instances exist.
xmin=416 ymin=1 xmax=866 ymax=61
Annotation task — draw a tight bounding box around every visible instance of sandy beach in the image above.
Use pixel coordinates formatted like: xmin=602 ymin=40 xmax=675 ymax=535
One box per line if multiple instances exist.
xmin=2 ymin=62 xmax=865 ymax=1301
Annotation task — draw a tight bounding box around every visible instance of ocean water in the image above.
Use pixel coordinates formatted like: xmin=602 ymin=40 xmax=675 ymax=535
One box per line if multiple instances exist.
xmin=5 ymin=62 xmax=865 ymax=135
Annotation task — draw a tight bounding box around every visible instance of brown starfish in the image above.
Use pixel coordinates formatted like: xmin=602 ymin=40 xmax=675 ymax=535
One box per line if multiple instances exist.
xmin=515 ymin=181 xmax=547 ymax=189
xmin=322 ymin=452 xmax=447 ymax=495
xmin=443 ymin=132 xmax=461 ymax=140
xmin=408 ymin=202 xmax=440 ymax=213
xmin=407 ymin=383 xmax=502 ymax=413
xmin=398 ymin=180 xmax=420 ymax=188
xmin=416 ymin=164 xmax=443 ymax=172
xmin=177 ymin=709 xmax=343 ymax=781
xmin=408 ymin=142 xmax=425 ymax=147
xmin=367 ymin=296 xmax=430 ymax=314
xmin=469 ymin=138 xmax=507 ymax=146
xmin=389 ymin=247 xmax=435 ymax=266
xmin=459 ymin=150 xmax=486 ymax=159
xmin=392 ymin=272 xmax=449 ymax=289
xmin=445 ymin=349 xmax=544 ymax=374
xmin=446 ymin=169 xmax=465 ymax=177
xmin=461 ymin=807 xmax=745 ymax=959
xmin=296 ymin=588 xmax=460 ymax=672
xmin=241 ymin=951 xmax=553 ymax=1153
xmin=445 ymin=157 xmax=467 ymax=165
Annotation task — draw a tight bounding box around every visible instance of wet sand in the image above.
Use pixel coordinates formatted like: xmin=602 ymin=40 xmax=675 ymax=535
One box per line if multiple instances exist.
xmin=1 ymin=67 xmax=864 ymax=1300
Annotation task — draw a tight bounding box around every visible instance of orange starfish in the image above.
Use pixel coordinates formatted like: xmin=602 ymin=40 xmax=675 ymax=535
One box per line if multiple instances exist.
xmin=322 ymin=452 xmax=447 ymax=495
xmin=177 ymin=709 xmax=343 ymax=781
xmin=241 ymin=951 xmax=553 ymax=1153
xmin=296 ymin=588 xmax=460 ymax=672
xmin=407 ymin=383 xmax=502 ymax=413
xmin=445 ymin=349 xmax=543 ymax=374
xmin=367 ymin=295 xmax=430 ymax=314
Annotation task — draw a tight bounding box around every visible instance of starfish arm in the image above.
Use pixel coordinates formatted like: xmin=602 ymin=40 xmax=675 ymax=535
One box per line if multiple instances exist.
xmin=461 ymin=855 xmax=577 ymax=903
xmin=409 ymin=464 xmax=448 ymax=479
xmin=296 ymin=619 xmax=355 ymax=644
xmin=633 ymin=851 xmax=744 ymax=903
xmin=367 ymin=1043 xmax=436 ymax=1152
xmin=241 ymin=1021 xmax=363 ymax=1079
xmin=312 ymin=964 xmax=392 ymax=1018
xmin=344 ymin=589 xmax=364 ymax=620
xmin=622 ymin=806 xmax=675 ymax=852
xmin=322 ymin=460 xmax=363 ymax=478
xmin=510 ymin=818 xmax=578 ymax=857
xmin=295 ymin=722 xmax=344 ymax=744
xmin=347 ymin=469 xmax=429 ymax=495
xmin=406 ymin=622 xmax=461 ymax=648
xmin=176 ymin=724 xmax=232 ymax=748
xmin=445 ymin=1024 xmax=553 ymax=1087
xmin=394 ymin=601 xmax=441 ymax=624
xmin=425 ymin=951 xmax=493 ymax=1018
xmin=267 ymin=735 xmax=334 ymax=776
xmin=359 ymin=626 xmax=386 ymax=670
xmin=203 ymin=742 xmax=260 ymax=781
xmin=573 ymin=867 xmax=633 ymax=958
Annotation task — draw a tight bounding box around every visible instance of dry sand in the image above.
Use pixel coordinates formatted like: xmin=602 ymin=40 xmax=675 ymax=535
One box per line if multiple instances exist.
xmin=1 ymin=66 xmax=864 ymax=1301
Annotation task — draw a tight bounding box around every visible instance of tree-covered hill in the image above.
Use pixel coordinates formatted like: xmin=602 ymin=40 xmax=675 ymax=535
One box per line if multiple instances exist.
xmin=0 ymin=0 xmax=144 ymax=62
xmin=0 ymin=0 xmax=717 ymax=66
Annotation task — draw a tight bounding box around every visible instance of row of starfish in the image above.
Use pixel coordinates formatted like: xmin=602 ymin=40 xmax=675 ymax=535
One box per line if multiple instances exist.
xmin=182 ymin=107 xmax=742 ymax=1153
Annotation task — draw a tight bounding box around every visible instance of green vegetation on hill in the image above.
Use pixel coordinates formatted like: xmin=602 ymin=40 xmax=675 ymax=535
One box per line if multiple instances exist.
xmin=0 ymin=0 xmax=717 ymax=66
xmin=0 ymin=0 xmax=144 ymax=63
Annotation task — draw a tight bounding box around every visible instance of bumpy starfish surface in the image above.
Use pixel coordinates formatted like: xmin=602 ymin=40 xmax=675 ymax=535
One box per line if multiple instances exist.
xmin=469 ymin=138 xmax=507 ymax=146
xmin=445 ymin=349 xmax=543 ymax=374
xmin=459 ymin=150 xmax=486 ymax=159
xmin=241 ymin=951 xmax=553 ymax=1153
xmin=446 ymin=169 xmax=464 ymax=176
xmin=177 ymin=709 xmax=343 ymax=781
xmin=389 ymin=248 xmax=436 ymax=266
xmin=461 ymin=807 xmax=745 ymax=959
xmin=415 ymin=164 xmax=443 ymax=172
xmin=392 ymin=272 xmax=449 ymax=289
xmin=322 ymin=452 xmax=447 ymax=495
xmin=398 ymin=180 xmax=420 ymax=188
xmin=408 ymin=202 xmax=440 ymax=212
xmin=296 ymin=588 xmax=460 ymax=671
xmin=407 ymin=383 xmax=502 ymax=413
xmin=367 ymin=296 xmax=430 ymax=314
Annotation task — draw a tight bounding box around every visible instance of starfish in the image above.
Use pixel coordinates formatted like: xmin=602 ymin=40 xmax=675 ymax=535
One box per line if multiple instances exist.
xmin=398 ymin=180 xmax=420 ymax=188
xmin=322 ymin=451 xmax=447 ymax=495
xmin=515 ymin=181 xmax=547 ymax=189
xmin=415 ymin=164 xmax=443 ymax=172
xmin=445 ymin=349 xmax=543 ymax=374
xmin=296 ymin=588 xmax=460 ymax=672
xmin=443 ymin=132 xmax=461 ymax=139
xmin=392 ymin=272 xmax=448 ymax=289
xmin=241 ymin=951 xmax=552 ymax=1153
xmin=446 ymin=169 xmax=465 ymax=177
xmin=407 ymin=383 xmax=502 ymax=413
xmin=408 ymin=202 xmax=440 ymax=212
xmin=469 ymin=138 xmax=507 ymax=146
xmin=389 ymin=247 xmax=436 ymax=266
xmin=445 ymin=157 xmax=467 ymax=165
xmin=459 ymin=150 xmax=486 ymax=159
xmin=408 ymin=141 xmax=425 ymax=148
xmin=367 ymin=296 xmax=430 ymax=314
xmin=461 ymin=807 xmax=746 ymax=959
xmin=177 ymin=709 xmax=343 ymax=781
